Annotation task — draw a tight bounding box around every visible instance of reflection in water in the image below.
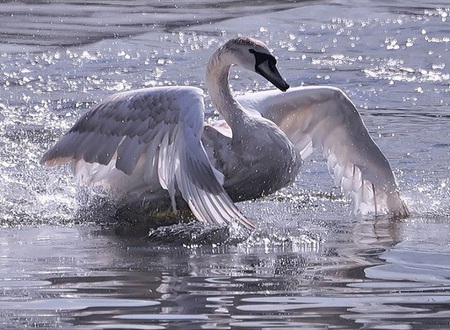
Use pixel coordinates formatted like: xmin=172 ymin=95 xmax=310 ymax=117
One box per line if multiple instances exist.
xmin=3 ymin=215 xmax=450 ymax=328
xmin=1 ymin=0 xmax=449 ymax=328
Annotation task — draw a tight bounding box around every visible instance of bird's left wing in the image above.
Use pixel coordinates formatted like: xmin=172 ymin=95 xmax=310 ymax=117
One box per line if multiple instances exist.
xmin=237 ymin=86 xmax=409 ymax=217
xmin=41 ymin=86 xmax=254 ymax=229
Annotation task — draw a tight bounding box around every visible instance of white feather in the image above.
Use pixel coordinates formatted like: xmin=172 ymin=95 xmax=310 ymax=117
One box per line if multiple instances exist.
xmin=237 ymin=85 xmax=409 ymax=217
xmin=42 ymin=86 xmax=254 ymax=229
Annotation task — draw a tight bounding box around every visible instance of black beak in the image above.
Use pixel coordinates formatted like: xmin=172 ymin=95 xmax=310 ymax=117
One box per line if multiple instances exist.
xmin=256 ymin=60 xmax=290 ymax=92
xmin=250 ymin=49 xmax=290 ymax=92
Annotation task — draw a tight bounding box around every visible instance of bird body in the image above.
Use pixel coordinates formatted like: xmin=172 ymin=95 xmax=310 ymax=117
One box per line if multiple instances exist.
xmin=202 ymin=114 xmax=301 ymax=202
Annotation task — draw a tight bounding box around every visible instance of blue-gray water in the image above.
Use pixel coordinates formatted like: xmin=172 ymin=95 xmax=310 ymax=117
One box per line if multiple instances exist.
xmin=1 ymin=0 xmax=449 ymax=328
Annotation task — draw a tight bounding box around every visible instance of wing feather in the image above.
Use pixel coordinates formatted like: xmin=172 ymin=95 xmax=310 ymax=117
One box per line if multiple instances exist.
xmin=41 ymin=86 xmax=254 ymax=229
xmin=237 ymin=86 xmax=409 ymax=217
xmin=115 ymin=136 xmax=146 ymax=175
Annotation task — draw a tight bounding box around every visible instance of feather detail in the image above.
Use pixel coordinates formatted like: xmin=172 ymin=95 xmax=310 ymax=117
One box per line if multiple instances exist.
xmin=237 ymin=85 xmax=409 ymax=217
xmin=41 ymin=86 xmax=254 ymax=229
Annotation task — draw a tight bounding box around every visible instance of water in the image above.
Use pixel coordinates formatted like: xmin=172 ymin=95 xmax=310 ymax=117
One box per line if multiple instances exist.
xmin=1 ymin=0 xmax=449 ymax=328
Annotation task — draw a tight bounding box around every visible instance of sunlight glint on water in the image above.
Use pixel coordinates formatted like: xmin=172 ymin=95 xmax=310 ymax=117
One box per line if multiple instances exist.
xmin=0 ymin=1 xmax=449 ymax=329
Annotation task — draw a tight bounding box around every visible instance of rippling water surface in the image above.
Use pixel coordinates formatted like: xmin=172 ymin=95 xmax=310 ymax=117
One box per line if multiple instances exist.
xmin=1 ymin=0 xmax=449 ymax=328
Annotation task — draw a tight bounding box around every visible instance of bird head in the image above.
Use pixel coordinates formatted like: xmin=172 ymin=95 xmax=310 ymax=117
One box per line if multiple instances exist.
xmin=225 ymin=37 xmax=290 ymax=92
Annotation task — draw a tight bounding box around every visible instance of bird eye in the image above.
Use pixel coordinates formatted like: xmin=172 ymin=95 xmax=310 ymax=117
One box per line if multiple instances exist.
xmin=268 ymin=58 xmax=277 ymax=71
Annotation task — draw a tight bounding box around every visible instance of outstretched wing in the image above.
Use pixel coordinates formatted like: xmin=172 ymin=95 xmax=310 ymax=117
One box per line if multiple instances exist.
xmin=237 ymin=86 xmax=409 ymax=217
xmin=41 ymin=86 xmax=254 ymax=229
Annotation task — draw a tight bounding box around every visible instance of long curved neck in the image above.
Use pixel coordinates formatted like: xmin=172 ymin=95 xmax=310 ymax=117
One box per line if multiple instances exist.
xmin=205 ymin=48 xmax=247 ymax=128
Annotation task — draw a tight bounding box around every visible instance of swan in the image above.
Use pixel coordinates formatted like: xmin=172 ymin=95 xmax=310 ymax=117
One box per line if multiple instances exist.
xmin=40 ymin=37 xmax=409 ymax=230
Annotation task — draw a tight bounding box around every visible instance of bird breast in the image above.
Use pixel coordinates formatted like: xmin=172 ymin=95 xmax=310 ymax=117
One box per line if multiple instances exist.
xmin=218 ymin=118 xmax=302 ymax=202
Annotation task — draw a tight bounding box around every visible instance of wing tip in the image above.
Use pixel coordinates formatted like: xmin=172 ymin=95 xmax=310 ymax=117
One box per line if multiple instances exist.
xmin=185 ymin=190 xmax=256 ymax=231
xmin=236 ymin=213 xmax=256 ymax=230
xmin=388 ymin=192 xmax=410 ymax=218
xmin=39 ymin=155 xmax=72 ymax=167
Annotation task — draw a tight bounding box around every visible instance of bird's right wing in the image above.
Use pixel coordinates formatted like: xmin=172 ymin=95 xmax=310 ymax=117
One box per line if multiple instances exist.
xmin=238 ymin=86 xmax=409 ymax=217
xmin=41 ymin=86 xmax=254 ymax=229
